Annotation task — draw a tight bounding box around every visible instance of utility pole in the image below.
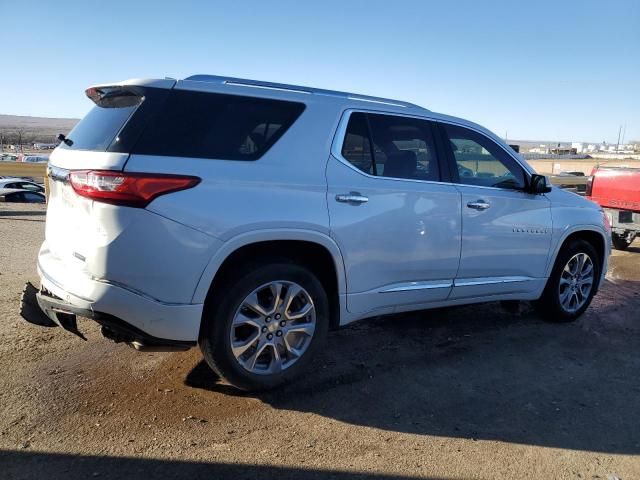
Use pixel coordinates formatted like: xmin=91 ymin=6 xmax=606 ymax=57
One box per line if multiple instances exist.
xmin=616 ymin=125 xmax=622 ymax=151
xmin=621 ymin=123 xmax=627 ymax=146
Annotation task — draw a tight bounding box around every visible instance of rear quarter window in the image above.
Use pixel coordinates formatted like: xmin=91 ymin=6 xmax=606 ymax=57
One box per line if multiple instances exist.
xmin=132 ymin=90 xmax=305 ymax=161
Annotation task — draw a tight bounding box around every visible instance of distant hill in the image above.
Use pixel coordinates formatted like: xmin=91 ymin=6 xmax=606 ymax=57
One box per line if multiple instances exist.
xmin=0 ymin=114 xmax=79 ymax=143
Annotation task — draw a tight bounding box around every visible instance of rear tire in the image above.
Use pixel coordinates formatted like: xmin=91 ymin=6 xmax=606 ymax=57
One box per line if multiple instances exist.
xmin=612 ymin=232 xmax=635 ymax=251
xmin=536 ymin=239 xmax=600 ymax=323
xmin=199 ymin=261 xmax=329 ymax=392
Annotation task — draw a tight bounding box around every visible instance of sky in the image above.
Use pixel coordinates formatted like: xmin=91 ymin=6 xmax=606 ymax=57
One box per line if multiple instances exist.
xmin=1 ymin=0 xmax=638 ymax=143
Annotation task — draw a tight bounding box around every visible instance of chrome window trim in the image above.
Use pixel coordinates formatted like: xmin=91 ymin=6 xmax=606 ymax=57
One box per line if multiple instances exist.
xmin=330 ymin=109 xmax=535 ymax=192
xmin=346 ymin=96 xmax=407 ymax=108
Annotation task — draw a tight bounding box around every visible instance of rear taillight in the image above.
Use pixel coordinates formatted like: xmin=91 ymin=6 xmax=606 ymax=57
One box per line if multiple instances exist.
xmin=69 ymin=170 xmax=200 ymax=207
xmin=585 ymin=175 xmax=594 ymax=197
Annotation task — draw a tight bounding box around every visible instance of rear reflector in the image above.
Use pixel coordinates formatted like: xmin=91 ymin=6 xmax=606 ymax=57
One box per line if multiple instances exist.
xmin=69 ymin=170 xmax=200 ymax=207
xmin=585 ymin=176 xmax=594 ymax=197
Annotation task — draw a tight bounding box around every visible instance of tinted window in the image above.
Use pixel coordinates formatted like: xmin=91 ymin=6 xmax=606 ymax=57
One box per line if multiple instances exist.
xmin=443 ymin=124 xmax=525 ymax=189
xmin=341 ymin=112 xmax=439 ymax=181
xmin=368 ymin=114 xmax=439 ymax=181
xmin=4 ymin=192 xmax=23 ymax=203
xmin=341 ymin=112 xmax=373 ymax=174
xmin=20 ymin=183 xmax=43 ymax=192
xmin=133 ymin=90 xmax=305 ymax=160
xmin=4 ymin=192 xmax=22 ymax=203
xmin=60 ymin=92 xmax=143 ymax=151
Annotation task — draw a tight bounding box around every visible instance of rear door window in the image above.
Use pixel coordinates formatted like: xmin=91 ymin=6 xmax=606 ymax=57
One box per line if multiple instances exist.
xmin=132 ymin=90 xmax=306 ymax=161
xmin=340 ymin=112 xmax=440 ymax=182
xmin=368 ymin=113 xmax=439 ymax=181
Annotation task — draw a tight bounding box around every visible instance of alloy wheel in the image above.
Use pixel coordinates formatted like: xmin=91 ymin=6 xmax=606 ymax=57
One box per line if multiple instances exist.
xmin=558 ymin=252 xmax=594 ymax=313
xmin=230 ymin=281 xmax=316 ymax=375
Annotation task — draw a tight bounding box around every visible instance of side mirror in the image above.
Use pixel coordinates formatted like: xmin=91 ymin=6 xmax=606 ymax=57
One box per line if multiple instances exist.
xmin=529 ymin=174 xmax=552 ymax=194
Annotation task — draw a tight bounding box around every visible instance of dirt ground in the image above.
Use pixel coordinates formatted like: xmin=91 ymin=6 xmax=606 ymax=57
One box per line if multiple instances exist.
xmin=1 ymin=203 xmax=639 ymax=480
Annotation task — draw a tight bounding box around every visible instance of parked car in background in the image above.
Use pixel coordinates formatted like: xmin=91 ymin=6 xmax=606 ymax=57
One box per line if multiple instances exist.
xmin=21 ymin=155 xmax=49 ymax=163
xmin=0 ymin=178 xmax=45 ymax=193
xmin=21 ymin=75 xmax=611 ymax=391
xmin=587 ymin=165 xmax=640 ymax=250
xmin=1 ymin=154 xmax=19 ymax=162
xmin=33 ymin=143 xmax=58 ymax=150
xmin=0 ymin=188 xmax=46 ymax=203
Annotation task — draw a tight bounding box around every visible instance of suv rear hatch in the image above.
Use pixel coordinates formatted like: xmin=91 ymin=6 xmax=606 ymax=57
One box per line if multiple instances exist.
xmin=44 ymin=79 xmax=175 ymax=280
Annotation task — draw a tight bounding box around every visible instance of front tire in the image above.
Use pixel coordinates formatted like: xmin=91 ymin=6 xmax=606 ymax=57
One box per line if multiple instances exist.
xmin=199 ymin=261 xmax=329 ymax=391
xmin=536 ymin=239 xmax=600 ymax=322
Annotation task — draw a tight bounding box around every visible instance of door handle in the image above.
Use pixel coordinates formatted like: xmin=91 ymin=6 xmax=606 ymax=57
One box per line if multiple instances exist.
xmin=336 ymin=192 xmax=369 ymax=204
xmin=467 ymin=200 xmax=490 ymax=210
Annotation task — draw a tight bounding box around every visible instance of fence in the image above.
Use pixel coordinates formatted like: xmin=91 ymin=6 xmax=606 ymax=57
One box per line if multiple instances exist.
xmin=522 ymin=153 xmax=590 ymax=160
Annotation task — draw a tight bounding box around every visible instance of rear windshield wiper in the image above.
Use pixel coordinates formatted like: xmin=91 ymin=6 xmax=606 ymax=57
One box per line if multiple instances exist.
xmin=57 ymin=133 xmax=73 ymax=147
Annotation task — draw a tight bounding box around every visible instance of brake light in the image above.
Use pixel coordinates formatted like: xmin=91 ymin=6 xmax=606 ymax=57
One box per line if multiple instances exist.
xmin=585 ymin=166 xmax=599 ymax=197
xmin=585 ymin=176 xmax=594 ymax=197
xmin=69 ymin=170 xmax=200 ymax=207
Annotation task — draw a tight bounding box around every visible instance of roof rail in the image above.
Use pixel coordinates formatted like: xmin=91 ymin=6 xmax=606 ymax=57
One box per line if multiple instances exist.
xmin=184 ymin=74 xmax=427 ymax=111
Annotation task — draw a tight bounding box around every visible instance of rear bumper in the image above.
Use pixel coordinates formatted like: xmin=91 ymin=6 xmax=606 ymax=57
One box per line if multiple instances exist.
xmin=603 ymin=207 xmax=640 ymax=234
xmin=33 ymin=249 xmax=204 ymax=343
xmin=20 ymin=282 xmax=194 ymax=350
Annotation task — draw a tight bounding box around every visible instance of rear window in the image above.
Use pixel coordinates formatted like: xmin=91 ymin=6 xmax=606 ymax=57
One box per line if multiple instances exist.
xmin=60 ymin=90 xmax=144 ymax=151
xmin=132 ymin=90 xmax=305 ymax=161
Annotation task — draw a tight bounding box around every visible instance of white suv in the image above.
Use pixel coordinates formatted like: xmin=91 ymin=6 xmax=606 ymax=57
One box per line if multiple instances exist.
xmin=21 ymin=75 xmax=611 ymax=391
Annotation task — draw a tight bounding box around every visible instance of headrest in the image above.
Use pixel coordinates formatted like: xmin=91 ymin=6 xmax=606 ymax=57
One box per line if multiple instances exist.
xmin=383 ymin=150 xmax=417 ymax=178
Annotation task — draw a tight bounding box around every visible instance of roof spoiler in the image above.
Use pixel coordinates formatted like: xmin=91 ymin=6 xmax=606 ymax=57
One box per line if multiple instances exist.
xmin=84 ymin=78 xmax=176 ymax=106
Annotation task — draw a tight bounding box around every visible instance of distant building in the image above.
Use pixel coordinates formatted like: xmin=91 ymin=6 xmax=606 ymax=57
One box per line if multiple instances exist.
xmin=550 ymin=147 xmax=577 ymax=155
xmin=571 ymin=142 xmax=586 ymax=153
xmin=529 ymin=145 xmax=549 ymax=154
xmin=617 ymin=144 xmax=635 ymax=154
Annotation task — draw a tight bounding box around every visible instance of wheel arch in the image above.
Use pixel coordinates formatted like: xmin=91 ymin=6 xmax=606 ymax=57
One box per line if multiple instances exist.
xmin=192 ymin=230 xmax=347 ymax=329
xmin=546 ymin=225 xmax=609 ymax=290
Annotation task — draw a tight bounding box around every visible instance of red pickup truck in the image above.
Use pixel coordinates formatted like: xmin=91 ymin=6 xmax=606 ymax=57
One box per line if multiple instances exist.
xmin=587 ymin=166 xmax=640 ymax=250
